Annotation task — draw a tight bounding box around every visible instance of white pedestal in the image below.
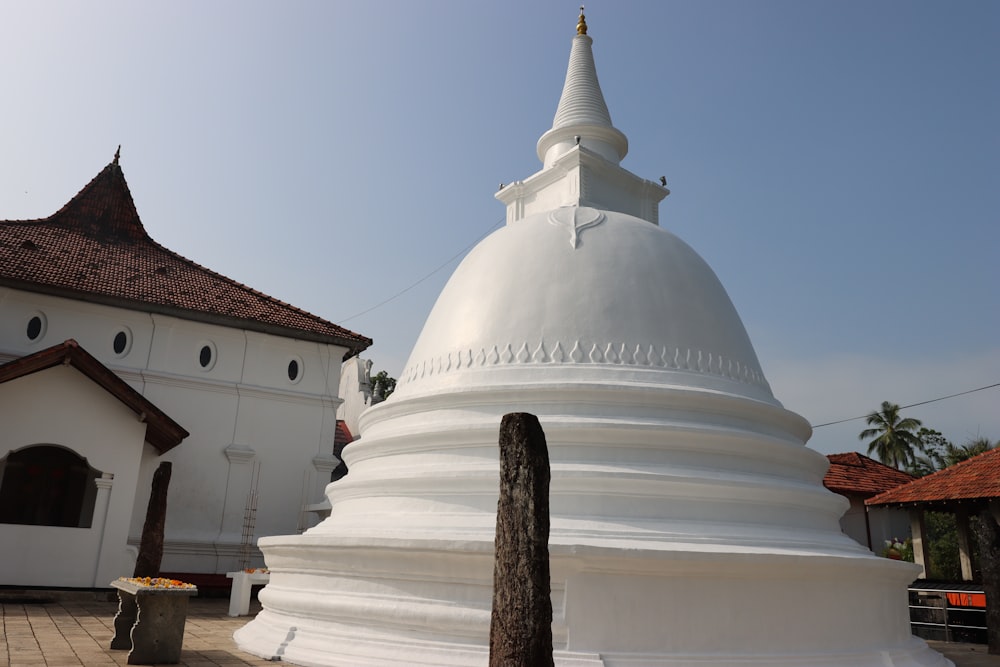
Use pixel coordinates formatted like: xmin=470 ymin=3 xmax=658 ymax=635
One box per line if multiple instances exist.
xmin=226 ymin=570 xmax=269 ymax=617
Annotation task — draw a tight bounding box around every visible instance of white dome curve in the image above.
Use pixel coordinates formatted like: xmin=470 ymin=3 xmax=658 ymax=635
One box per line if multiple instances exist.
xmin=398 ymin=205 xmax=775 ymax=404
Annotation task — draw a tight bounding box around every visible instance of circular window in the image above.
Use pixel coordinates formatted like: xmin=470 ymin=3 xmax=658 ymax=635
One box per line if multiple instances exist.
xmin=112 ymin=328 xmax=131 ymax=356
xmin=198 ymin=343 xmax=216 ymax=370
xmin=25 ymin=313 xmax=46 ymax=342
xmin=287 ymin=359 xmax=301 ymax=383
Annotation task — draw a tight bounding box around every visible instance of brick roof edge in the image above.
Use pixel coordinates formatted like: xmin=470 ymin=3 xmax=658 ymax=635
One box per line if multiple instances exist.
xmin=0 ymin=157 xmax=373 ymax=359
xmin=823 ymin=452 xmax=915 ymax=497
xmin=867 ymin=446 xmax=1000 ymax=508
xmin=0 ymin=339 xmax=189 ymax=453
xmin=0 ymin=276 xmax=373 ymax=357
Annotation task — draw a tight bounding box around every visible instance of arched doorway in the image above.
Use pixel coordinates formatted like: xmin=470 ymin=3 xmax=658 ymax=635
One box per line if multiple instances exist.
xmin=0 ymin=445 xmax=102 ymax=528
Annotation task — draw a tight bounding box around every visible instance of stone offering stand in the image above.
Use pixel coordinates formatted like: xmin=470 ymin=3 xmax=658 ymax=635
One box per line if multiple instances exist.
xmin=110 ymin=577 xmax=198 ymax=664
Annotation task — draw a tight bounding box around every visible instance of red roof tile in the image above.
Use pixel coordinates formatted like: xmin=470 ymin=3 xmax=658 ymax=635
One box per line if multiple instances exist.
xmin=0 ymin=158 xmax=372 ymax=358
xmin=0 ymin=340 xmax=188 ymax=453
xmin=334 ymin=420 xmax=355 ymax=449
xmin=823 ymin=452 xmax=915 ymax=497
xmin=867 ymin=447 xmax=1000 ymax=507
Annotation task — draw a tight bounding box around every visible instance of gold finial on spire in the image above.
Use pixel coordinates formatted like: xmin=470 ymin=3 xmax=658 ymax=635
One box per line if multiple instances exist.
xmin=577 ymin=5 xmax=587 ymax=35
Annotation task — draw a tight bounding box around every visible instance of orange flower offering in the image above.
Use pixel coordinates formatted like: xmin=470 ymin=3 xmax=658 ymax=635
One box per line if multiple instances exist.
xmin=117 ymin=576 xmax=196 ymax=589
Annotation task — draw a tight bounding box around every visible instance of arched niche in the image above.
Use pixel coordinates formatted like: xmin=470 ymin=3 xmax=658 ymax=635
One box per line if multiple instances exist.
xmin=0 ymin=445 xmax=103 ymax=528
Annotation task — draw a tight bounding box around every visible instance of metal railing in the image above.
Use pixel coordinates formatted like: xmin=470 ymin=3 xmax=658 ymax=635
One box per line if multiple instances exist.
xmin=908 ymin=586 xmax=987 ymax=644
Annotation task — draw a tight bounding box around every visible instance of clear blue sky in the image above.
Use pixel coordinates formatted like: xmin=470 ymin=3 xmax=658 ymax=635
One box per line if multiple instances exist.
xmin=2 ymin=1 xmax=997 ymax=456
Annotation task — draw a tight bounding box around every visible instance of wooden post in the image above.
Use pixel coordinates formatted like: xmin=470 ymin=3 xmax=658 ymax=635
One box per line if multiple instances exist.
xmin=974 ymin=505 xmax=1000 ymax=655
xmin=134 ymin=462 xmax=171 ymax=578
xmin=489 ymin=413 xmax=554 ymax=667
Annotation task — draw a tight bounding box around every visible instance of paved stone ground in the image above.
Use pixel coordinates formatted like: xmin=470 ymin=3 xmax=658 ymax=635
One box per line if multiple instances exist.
xmin=0 ymin=595 xmax=272 ymax=666
xmin=1 ymin=594 xmax=998 ymax=666
xmin=928 ymin=640 xmax=1000 ymax=667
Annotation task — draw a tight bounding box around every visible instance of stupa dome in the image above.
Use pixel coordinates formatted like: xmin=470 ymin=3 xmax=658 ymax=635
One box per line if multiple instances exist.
xmin=398 ymin=206 xmax=774 ymax=405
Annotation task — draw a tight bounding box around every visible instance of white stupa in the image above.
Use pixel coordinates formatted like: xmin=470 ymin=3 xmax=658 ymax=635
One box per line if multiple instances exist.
xmin=237 ymin=12 xmax=949 ymax=667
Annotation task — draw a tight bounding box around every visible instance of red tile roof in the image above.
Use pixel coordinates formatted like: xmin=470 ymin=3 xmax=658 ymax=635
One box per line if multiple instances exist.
xmin=0 ymin=158 xmax=372 ymax=358
xmin=0 ymin=339 xmax=188 ymax=453
xmin=334 ymin=420 xmax=355 ymax=449
xmin=867 ymin=446 xmax=1000 ymax=507
xmin=331 ymin=419 xmax=354 ymax=482
xmin=823 ymin=452 xmax=915 ymax=497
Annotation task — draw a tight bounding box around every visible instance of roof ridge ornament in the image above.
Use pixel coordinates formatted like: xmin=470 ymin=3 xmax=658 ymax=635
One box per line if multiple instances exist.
xmin=113 ymin=145 xmax=121 ymax=165
xmin=577 ymin=6 xmax=587 ymax=35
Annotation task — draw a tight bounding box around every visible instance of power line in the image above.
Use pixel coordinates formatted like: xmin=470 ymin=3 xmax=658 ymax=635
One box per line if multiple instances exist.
xmin=811 ymin=382 xmax=1000 ymax=429
xmin=336 ymin=216 xmax=505 ymax=325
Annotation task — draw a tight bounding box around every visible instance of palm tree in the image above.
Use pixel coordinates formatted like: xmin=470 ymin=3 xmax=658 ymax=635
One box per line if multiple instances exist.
xmin=859 ymin=401 xmax=924 ymax=469
xmin=941 ymin=436 xmax=995 ymax=467
xmin=907 ymin=427 xmax=949 ymax=477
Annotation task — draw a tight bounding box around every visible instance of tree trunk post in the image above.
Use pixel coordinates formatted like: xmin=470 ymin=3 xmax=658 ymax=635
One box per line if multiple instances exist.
xmin=489 ymin=412 xmax=554 ymax=667
xmin=975 ymin=505 xmax=1000 ymax=655
xmin=133 ymin=461 xmax=172 ymax=578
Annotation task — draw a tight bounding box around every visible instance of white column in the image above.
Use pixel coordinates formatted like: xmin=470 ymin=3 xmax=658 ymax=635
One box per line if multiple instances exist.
xmin=303 ymin=454 xmax=340 ymax=529
xmin=955 ymin=509 xmax=974 ymax=581
xmin=218 ymin=444 xmax=257 ymax=571
xmin=91 ymin=474 xmax=115 ymax=586
xmin=909 ymin=509 xmax=929 ymax=579
xmin=312 ymin=454 xmax=340 ymax=492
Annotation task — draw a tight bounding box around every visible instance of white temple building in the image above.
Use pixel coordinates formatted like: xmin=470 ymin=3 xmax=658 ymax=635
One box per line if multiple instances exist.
xmin=236 ymin=12 xmax=949 ymax=666
xmin=0 ymin=152 xmax=371 ymax=588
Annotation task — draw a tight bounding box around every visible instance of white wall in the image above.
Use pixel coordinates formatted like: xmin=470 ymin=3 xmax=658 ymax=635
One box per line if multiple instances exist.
xmin=0 ymin=366 xmax=148 ymax=587
xmin=838 ymin=493 xmax=913 ymax=554
xmin=868 ymin=505 xmax=913 ymax=551
xmin=336 ymin=355 xmax=373 ymax=438
xmin=1 ymin=286 xmax=350 ymax=577
xmin=839 ymin=495 xmax=871 ymax=547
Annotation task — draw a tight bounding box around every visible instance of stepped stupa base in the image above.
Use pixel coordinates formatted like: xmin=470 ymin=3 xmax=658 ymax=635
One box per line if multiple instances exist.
xmin=234 ymin=536 xmax=952 ymax=667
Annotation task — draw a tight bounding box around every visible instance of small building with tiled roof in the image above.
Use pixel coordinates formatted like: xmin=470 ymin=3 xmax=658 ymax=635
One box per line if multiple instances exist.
xmin=0 ymin=340 xmax=188 ymax=587
xmin=0 ymin=154 xmax=371 ymax=586
xmin=869 ymin=447 xmax=1000 ymax=580
xmin=824 ymin=452 xmax=915 ymax=550
xmin=868 ymin=447 xmax=1000 ymax=509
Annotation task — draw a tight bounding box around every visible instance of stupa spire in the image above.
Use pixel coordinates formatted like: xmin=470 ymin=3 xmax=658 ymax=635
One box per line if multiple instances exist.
xmin=536 ymin=8 xmax=628 ymax=167
xmin=500 ymin=9 xmax=661 ymax=224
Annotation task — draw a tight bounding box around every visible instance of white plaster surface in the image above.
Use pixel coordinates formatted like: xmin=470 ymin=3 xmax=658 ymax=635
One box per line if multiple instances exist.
xmin=838 ymin=494 xmax=913 ymax=551
xmin=0 ymin=287 xmax=350 ymax=580
xmin=336 ymin=355 xmax=373 ymax=438
xmin=0 ymin=365 xmax=145 ymax=587
xmin=236 ymin=27 xmax=951 ymax=667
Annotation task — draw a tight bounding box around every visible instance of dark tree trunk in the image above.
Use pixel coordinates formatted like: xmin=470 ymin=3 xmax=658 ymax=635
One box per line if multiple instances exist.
xmin=974 ymin=506 xmax=1000 ymax=655
xmin=489 ymin=412 xmax=554 ymax=667
xmin=133 ymin=462 xmax=172 ymax=578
